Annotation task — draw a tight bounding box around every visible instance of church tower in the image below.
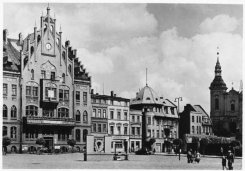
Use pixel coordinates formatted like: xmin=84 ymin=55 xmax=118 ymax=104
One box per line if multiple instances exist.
xmin=209 ymin=49 xmax=227 ymax=135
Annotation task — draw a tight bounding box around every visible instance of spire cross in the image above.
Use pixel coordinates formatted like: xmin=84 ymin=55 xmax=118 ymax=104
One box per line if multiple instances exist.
xmin=146 ymin=68 xmax=148 ymax=86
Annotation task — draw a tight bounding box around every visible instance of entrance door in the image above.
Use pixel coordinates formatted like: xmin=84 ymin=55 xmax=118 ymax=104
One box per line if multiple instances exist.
xmin=44 ymin=137 xmax=53 ymax=150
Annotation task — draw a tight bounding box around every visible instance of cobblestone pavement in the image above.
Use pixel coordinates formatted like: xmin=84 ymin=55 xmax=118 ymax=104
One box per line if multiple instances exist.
xmin=2 ymin=153 xmax=243 ymax=169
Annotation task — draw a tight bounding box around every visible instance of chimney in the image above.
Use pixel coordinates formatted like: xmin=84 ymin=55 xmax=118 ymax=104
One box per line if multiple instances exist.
xmin=111 ymin=91 xmax=114 ymax=97
xmin=3 ymin=29 xmax=8 ymax=43
xmin=65 ymin=40 xmax=70 ymax=47
xmin=91 ymin=89 xmax=94 ymax=94
xmin=114 ymin=94 xmax=116 ymax=97
xmin=73 ymin=49 xmax=77 ymax=57
xmin=19 ymin=33 xmax=23 ymax=44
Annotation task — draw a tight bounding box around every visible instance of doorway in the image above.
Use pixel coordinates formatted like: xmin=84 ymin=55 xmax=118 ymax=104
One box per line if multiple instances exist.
xmin=44 ymin=137 xmax=54 ymax=150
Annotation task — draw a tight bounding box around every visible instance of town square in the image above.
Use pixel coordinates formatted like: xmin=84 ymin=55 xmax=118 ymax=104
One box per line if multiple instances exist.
xmin=2 ymin=2 xmax=243 ymax=170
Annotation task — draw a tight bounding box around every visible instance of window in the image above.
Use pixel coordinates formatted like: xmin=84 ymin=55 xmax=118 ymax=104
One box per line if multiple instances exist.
xmin=124 ymin=112 xmax=127 ymax=120
xmin=45 ymin=87 xmax=57 ymax=100
xmin=148 ymin=129 xmax=151 ymax=137
xmin=33 ymin=87 xmax=38 ymax=97
xmin=92 ymin=109 xmax=96 ymax=117
xmin=137 ymin=127 xmax=140 ymax=135
xmin=215 ymin=96 xmax=219 ymax=110
xmin=62 ymin=73 xmax=65 ymax=83
xmin=31 ymin=69 xmax=34 ymax=80
xmin=117 ymin=126 xmax=121 ymax=135
xmin=76 ymin=110 xmax=80 ymax=122
xmin=192 ymin=126 xmax=195 ymax=134
xmin=231 ymin=100 xmax=235 ymax=112
xmin=199 ymin=116 xmax=201 ymax=123
xmin=3 ymin=84 xmax=8 ymax=95
xmin=12 ymin=85 xmax=17 ymax=96
xmin=64 ymin=90 xmax=69 ymax=100
xmin=3 ymin=105 xmax=8 ymax=118
xmin=124 ymin=127 xmax=128 ymax=135
xmin=152 ymin=130 xmax=155 ymax=137
xmin=132 ymin=116 xmax=135 ymax=122
xmin=59 ymin=89 xmax=63 ymax=101
xmin=103 ymin=124 xmax=107 ymax=132
xmin=41 ymin=70 xmax=46 ymax=79
xmin=68 ymin=65 xmax=72 ymax=73
xmin=83 ymin=92 xmax=87 ymax=103
xmin=43 ymin=109 xmax=54 ymax=117
xmin=196 ymin=116 xmax=198 ymax=123
xmin=110 ymin=110 xmax=114 ymax=119
xmin=76 ymin=91 xmax=80 ymax=102
xmin=98 ymin=109 xmax=101 ymax=118
xmin=62 ymin=51 xmax=66 ymax=60
xmin=93 ymin=123 xmax=96 ymax=132
xmin=11 ymin=105 xmax=17 ymax=119
xmin=10 ymin=127 xmax=17 ymax=139
xmin=170 ymin=108 xmax=174 ymax=114
xmin=196 ymin=126 xmax=199 ymax=134
xmin=37 ymin=35 xmax=41 ymax=44
xmin=58 ymin=108 xmax=69 ymax=118
xmin=51 ymin=72 xmax=55 ymax=80
xmin=157 ymin=120 xmax=160 ymax=126
xmin=157 ymin=130 xmax=160 ymax=138
xmin=75 ymin=129 xmax=81 ymax=142
xmin=117 ymin=111 xmax=121 ymax=120
xmin=132 ymin=127 xmax=135 ymax=135
xmin=110 ymin=126 xmax=114 ymax=135
xmin=147 ymin=117 xmax=151 ymax=125
xmin=83 ymin=111 xmax=88 ymax=123
xmin=164 ymin=107 xmax=168 ymax=114
xmin=98 ymin=124 xmax=102 ymax=133
xmin=26 ymin=86 xmax=31 ymax=96
xmin=199 ymin=126 xmax=201 ymax=134
xmin=103 ymin=110 xmax=106 ymax=118
xmin=137 ymin=116 xmax=140 ymax=123
xmin=3 ymin=126 xmax=7 ymax=136
xmin=192 ymin=116 xmax=194 ymax=122
xmin=26 ymin=105 xmax=38 ymax=116
xmin=83 ymin=129 xmax=88 ymax=142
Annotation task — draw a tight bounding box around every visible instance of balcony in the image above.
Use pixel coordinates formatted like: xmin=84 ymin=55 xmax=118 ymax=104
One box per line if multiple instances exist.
xmin=26 ymin=116 xmax=76 ymax=126
xmin=40 ymin=79 xmax=59 ymax=107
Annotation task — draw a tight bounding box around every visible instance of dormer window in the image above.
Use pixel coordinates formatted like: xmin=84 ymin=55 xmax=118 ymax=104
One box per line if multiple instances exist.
xmin=146 ymin=97 xmax=150 ymax=100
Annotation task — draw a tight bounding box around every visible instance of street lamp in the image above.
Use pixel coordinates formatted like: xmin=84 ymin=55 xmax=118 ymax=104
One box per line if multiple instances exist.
xmin=174 ymin=97 xmax=182 ymax=161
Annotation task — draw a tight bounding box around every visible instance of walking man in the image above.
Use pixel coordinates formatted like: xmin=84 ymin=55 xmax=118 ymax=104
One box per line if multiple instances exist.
xmin=227 ymin=150 xmax=234 ymax=170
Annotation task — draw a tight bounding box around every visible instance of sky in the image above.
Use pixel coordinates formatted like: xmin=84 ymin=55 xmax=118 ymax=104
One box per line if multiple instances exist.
xmin=3 ymin=3 xmax=243 ymax=114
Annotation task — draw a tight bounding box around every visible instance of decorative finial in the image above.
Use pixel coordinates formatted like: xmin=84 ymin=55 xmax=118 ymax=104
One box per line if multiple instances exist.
xmin=146 ymin=68 xmax=148 ymax=86
xmin=47 ymin=3 xmax=50 ymax=15
xmin=217 ymin=46 xmax=220 ymax=62
xmin=232 ymin=82 xmax=234 ymax=89
xmin=59 ymin=25 xmax=62 ymax=33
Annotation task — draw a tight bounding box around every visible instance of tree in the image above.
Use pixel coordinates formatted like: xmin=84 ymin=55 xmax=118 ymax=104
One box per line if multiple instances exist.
xmin=2 ymin=137 xmax=11 ymax=155
xmin=67 ymin=139 xmax=76 ymax=153
xmin=36 ymin=137 xmax=46 ymax=146
xmin=200 ymin=138 xmax=209 ymax=155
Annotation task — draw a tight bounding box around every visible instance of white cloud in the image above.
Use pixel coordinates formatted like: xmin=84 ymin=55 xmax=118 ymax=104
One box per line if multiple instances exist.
xmin=199 ymin=14 xmax=239 ymax=33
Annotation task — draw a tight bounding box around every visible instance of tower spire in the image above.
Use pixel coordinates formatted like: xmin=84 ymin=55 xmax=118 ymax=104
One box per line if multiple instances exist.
xmin=146 ymin=68 xmax=148 ymax=86
xmin=47 ymin=3 xmax=50 ymax=15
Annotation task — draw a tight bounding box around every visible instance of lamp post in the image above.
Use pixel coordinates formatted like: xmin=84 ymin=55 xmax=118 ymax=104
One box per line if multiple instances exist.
xmin=174 ymin=97 xmax=182 ymax=161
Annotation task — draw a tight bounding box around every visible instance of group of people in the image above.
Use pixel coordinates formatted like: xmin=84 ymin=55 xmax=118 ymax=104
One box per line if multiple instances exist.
xmin=221 ymin=148 xmax=235 ymax=170
xmin=187 ymin=149 xmax=201 ymax=163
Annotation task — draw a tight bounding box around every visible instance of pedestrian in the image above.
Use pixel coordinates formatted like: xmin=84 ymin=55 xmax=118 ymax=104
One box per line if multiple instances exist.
xmin=195 ymin=151 xmax=201 ymax=163
xmin=227 ymin=150 xmax=234 ymax=170
xmin=222 ymin=155 xmax=227 ymax=170
xmin=187 ymin=149 xmax=191 ymax=163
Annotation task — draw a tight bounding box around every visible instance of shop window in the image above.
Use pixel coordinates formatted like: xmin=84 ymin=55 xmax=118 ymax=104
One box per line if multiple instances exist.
xmin=26 ymin=105 xmax=38 ymax=116
xmin=58 ymin=108 xmax=69 ymax=118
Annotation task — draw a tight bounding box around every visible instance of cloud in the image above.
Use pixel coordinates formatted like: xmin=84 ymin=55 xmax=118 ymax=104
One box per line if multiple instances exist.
xmin=199 ymin=14 xmax=240 ymax=33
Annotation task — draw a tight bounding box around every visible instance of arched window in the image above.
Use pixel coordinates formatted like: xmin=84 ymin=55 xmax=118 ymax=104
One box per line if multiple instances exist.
xmin=68 ymin=64 xmax=72 ymax=73
xmin=76 ymin=110 xmax=81 ymax=122
xmin=37 ymin=35 xmax=41 ymax=44
xmin=58 ymin=108 xmax=69 ymax=118
xmin=11 ymin=105 xmax=17 ymax=119
xmin=62 ymin=51 xmax=66 ymax=60
xmin=231 ymin=100 xmax=235 ymax=112
xmin=10 ymin=126 xmax=17 ymax=139
xmin=56 ymin=38 xmax=60 ymax=47
xmin=31 ymin=69 xmax=34 ymax=80
xmin=215 ymin=95 xmax=219 ymax=110
xmin=62 ymin=73 xmax=65 ymax=83
xmin=50 ymin=25 xmax=53 ymax=32
xmin=3 ymin=126 xmax=7 ymax=136
xmin=24 ymin=56 xmax=28 ymax=67
xmin=83 ymin=129 xmax=88 ymax=142
xmin=75 ymin=129 xmax=81 ymax=142
xmin=26 ymin=105 xmax=38 ymax=116
xmin=3 ymin=105 xmax=8 ymax=118
xmin=146 ymin=97 xmax=151 ymax=100
xmin=83 ymin=111 xmax=88 ymax=123
xmin=30 ymin=46 xmax=34 ymax=56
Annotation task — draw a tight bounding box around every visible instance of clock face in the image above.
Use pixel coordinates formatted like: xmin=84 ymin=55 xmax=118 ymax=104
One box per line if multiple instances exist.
xmin=46 ymin=43 xmax=52 ymax=50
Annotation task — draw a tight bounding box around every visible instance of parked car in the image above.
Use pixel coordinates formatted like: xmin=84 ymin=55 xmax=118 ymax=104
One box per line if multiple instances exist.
xmin=135 ymin=148 xmax=151 ymax=155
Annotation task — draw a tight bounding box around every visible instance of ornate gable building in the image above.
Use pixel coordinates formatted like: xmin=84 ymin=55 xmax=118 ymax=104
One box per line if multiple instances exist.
xmin=3 ymin=6 xmax=92 ymax=153
xmin=209 ymin=55 xmax=242 ymax=141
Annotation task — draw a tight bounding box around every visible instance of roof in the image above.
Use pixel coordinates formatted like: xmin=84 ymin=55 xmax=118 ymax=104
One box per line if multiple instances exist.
xmin=131 ymin=85 xmax=162 ymax=105
xmin=91 ymin=93 xmax=130 ymax=102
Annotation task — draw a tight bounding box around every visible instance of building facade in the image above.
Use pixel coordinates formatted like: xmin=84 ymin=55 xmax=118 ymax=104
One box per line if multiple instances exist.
xmin=179 ymin=104 xmax=213 ymax=139
xmin=130 ymin=85 xmax=179 ymax=153
xmin=3 ymin=7 xmax=92 ymax=153
xmin=209 ymin=57 xmax=243 ymax=141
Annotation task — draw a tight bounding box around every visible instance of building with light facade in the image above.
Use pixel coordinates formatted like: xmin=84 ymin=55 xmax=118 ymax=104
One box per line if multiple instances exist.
xmin=3 ymin=7 xmax=92 ymax=153
xmin=130 ymin=85 xmax=179 ymax=153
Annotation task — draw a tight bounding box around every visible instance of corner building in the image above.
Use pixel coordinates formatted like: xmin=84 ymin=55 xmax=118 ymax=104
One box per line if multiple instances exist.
xmin=3 ymin=7 xmax=92 ymax=153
